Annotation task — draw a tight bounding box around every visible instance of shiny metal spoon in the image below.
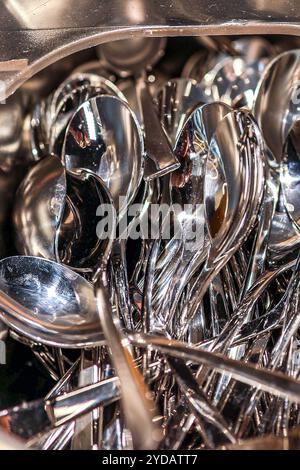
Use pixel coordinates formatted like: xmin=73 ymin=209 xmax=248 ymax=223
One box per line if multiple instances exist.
xmin=201 ymin=54 xmax=267 ymax=109
xmin=133 ymin=79 xmax=210 ymax=297
xmin=48 ymin=73 xmax=125 ymax=124
xmin=152 ymin=102 xmax=232 ymax=328
xmin=0 ymin=255 xmax=103 ymax=348
xmin=98 ymin=37 xmax=180 ymax=180
xmin=155 ymin=77 xmax=209 ymax=147
xmin=49 ymin=74 xmax=127 ymax=156
xmin=62 ymin=94 xmax=143 ymax=219
xmin=175 ymin=109 xmax=265 ymax=338
xmin=254 ymin=49 xmax=300 ymax=167
xmin=0 ymin=249 xmax=159 ymax=449
xmin=253 ymin=49 xmax=300 ymax=256
xmin=13 ymin=155 xmax=66 ymax=261
xmin=185 ymin=37 xmax=273 ymax=109
xmin=9 ymin=172 xmax=115 ymax=348
xmin=10 ymin=169 xmax=161 ymax=449
xmin=62 ymin=94 xmax=145 ymax=329
xmin=12 ymin=155 xmax=108 ymax=272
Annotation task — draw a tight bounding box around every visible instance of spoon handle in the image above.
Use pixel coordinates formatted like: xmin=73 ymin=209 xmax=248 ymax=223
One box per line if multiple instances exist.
xmin=239 ymin=176 xmax=278 ymax=298
xmin=130 ymin=333 xmax=300 ymax=405
xmin=232 ymin=259 xmax=300 ymax=437
xmin=0 ymin=320 xmax=7 ymax=341
xmin=209 ymin=259 xmax=296 ymax=354
xmin=94 ymin=266 xmax=161 ymax=449
xmin=47 ymin=377 xmax=120 ymax=428
xmin=168 ymin=356 xmax=237 ymax=447
xmin=173 ymin=252 xmax=229 ymax=338
xmin=0 ymin=377 xmax=120 ymax=441
xmin=111 ymin=239 xmax=133 ymax=330
xmin=71 ymin=349 xmax=100 ymax=450
xmin=136 ymin=77 xmax=180 ymax=181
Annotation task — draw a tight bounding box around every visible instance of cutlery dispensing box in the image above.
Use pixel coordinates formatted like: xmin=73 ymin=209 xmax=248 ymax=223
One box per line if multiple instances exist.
xmin=1 ymin=0 xmax=300 ymax=452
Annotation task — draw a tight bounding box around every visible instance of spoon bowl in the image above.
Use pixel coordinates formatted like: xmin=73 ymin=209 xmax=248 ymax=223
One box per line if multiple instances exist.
xmin=49 ymin=74 xmax=127 ymax=156
xmin=98 ymin=37 xmax=166 ymax=78
xmin=155 ymin=77 xmax=209 ymax=147
xmin=0 ymin=256 xmax=104 ymax=348
xmin=254 ymin=49 xmax=300 ymax=165
xmin=98 ymin=37 xmax=179 ymax=179
xmin=62 ymin=94 xmax=143 ymax=218
xmin=13 ymin=155 xmax=66 ymax=261
xmin=254 ymin=49 xmax=300 ymax=256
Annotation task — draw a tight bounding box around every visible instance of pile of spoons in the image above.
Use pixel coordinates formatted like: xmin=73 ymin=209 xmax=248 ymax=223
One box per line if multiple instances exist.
xmin=1 ymin=35 xmax=300 ymax=450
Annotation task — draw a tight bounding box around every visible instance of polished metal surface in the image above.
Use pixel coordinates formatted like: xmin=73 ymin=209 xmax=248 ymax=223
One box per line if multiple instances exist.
xmin=87 ymin=182 xmax=161 ymax=450
xmin=48 ymin=73 xmax=127 ymax=156
xmin=2 ymin=2 xmax=300 ymax=97
xmin=155 ymin=77 xmax=209 ymax=147
xmin=13 ymin=156 xmax=113 ymax=271
xmin=198 ymin=37 xmax=274 ymax=109
xmin=136 ymin=75 xmax=180 ymax=180
xmin=0 ymin=256 xmax=104 ymax=348
xmin=153 ymin=102 xmax=231 ymax=327
xmin=282 ymin=121 xmax=300 ymax=229
xmin=201 ymin=56 xmax=266 ymax=109
xmin=99 ymin=37 xmax=166 ymax=78
xmin=99 ymin=37 xmax=180 ymax=179
xmin=254 ymin=49 xmax=300 ymax=165
xmin=0 ymin=377 xmax=120 ymax=440
xmin=176 ymin=110 xmax=265 ymax=336
xmin=254 ymin=50 xmax=300 ymax=255
xmin=13 ymin=155 xmax=66 ymax=261
xmin=62 ymin=94 xmax=143 ymax=216
xmin=58 ymin=170 xmax=113 ymax=272
xmin=2 ymin=2 xmax=300 ymax=451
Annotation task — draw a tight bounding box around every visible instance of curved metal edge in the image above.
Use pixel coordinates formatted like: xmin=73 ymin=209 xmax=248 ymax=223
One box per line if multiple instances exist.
xmin=3 ymin=22 xmax=300 ymax=98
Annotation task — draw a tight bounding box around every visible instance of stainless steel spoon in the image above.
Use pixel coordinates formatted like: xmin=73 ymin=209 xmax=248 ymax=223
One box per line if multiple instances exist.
xmin=155 ymin=77 xmax=210 ymax=147
xmin=98 ymin=37 xmax=180 ymax=180
xmin=13 ymin=155 xmax=66 ymax=261
xmin=48 ymin=74 xmax=127 ymax=156
xmin=0 ymin=376 xmax=120 ymax=441
xmin=253 ymin=49 xmax=300 ymax=258
xmin=174 ymin=110 xmax=265 ymax=337
xmin=13 ymin=155 xmax=108 ymax=272
xmin=62 ymin=93 xmax=145 ymax=329
xmin=0 ymin=255 xmax=104 ymax=348
xmin=0 ymin=247 xmax=159 ymax=449
xmin=62 ymin=94 xmax=143 ymax=219
xmin=254 ymin=49 xmax=300 ymax=167
xmin=153 ymin=102 xmax=232 ymax=329
xmin=8 ymin=169 xmax=161 ymax=449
